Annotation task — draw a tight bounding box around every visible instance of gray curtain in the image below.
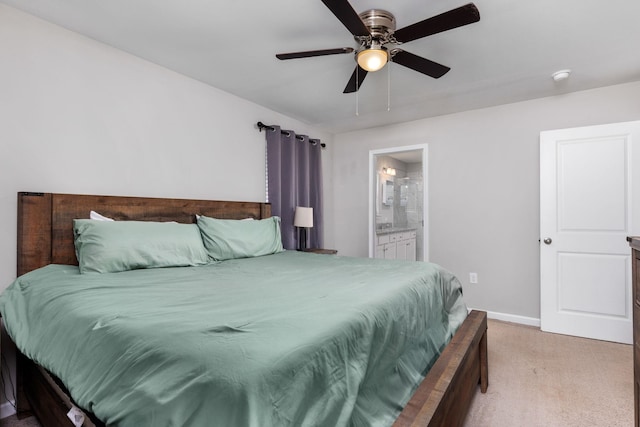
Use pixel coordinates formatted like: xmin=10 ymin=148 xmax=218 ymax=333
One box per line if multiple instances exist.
xmin=266 ymin=126 xmax=323 ymax=250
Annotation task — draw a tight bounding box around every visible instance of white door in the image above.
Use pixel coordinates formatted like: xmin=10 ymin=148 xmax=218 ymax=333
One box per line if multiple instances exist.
xmin=540 ymin=121 xmax=640 ymax=344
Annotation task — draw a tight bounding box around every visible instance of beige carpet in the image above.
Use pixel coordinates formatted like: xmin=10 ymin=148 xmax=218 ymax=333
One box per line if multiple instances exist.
xmin=0 ymin=415 xmax=39 ymax=427
xmin=1 ymin=319 xmax=633 ymax=427
xmin=465 ymin=319 xmax=633 ymax=427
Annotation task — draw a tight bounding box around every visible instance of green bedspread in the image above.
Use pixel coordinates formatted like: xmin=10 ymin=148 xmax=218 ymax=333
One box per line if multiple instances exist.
xmin=0 ymin=251 xmax=466 ymax=427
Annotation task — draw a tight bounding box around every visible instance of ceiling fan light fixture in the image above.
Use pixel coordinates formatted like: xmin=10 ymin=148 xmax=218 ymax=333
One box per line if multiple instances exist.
xmin=275 ymin=2 xmax=481 ymax=93
xmin=357 ymin=47 xmax=388 ymax=72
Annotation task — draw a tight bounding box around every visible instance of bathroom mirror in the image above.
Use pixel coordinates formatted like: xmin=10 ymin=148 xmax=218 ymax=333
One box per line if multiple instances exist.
xmin=382 ymin=178 xmax=394 ymax=206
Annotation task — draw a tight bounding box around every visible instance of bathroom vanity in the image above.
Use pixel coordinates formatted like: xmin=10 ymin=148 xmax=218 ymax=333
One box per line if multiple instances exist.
xmin=375 ymin=229 xmax=417 ymax=261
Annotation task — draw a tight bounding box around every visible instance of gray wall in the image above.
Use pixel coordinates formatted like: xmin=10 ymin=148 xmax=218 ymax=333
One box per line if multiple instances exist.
xmin=331 ymin=81 xmax=640 ymax=321
xmin=0 ymin=4 xmax=334 ymax=293
xmin=0 ymin=5 xmax=334 ymax=411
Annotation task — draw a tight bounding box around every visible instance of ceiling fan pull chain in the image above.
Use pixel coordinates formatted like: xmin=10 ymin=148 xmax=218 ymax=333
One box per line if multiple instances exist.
xmin=356 ymin=66 xmax=360 ymax=116
xmin=387 ymin=62 xmax=391 ymax=112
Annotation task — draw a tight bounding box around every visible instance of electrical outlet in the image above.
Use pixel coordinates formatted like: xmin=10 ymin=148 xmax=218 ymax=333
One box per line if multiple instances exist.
xmin=469 ymin=272 xmax=478 ymax=284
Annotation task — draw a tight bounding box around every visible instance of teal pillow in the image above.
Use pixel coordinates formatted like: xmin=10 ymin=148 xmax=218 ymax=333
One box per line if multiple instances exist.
xmin=73 ymin=219 xmax=210 ymax=274
xmin=197 ymin=216 xmax=284 ymax=261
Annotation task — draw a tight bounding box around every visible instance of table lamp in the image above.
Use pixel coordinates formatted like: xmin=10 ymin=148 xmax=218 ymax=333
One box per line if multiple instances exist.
xmin=294 ymin=206 xmax=313 ymax=250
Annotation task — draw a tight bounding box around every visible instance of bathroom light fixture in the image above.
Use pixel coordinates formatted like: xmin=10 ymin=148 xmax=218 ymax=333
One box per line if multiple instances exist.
xmin=552 ymin=69 xmax=571 ymax=82
xmin=357 ymin=43 xmax=388 ymax=72
xmin=383 ymin=167 xmax=396 ymax=176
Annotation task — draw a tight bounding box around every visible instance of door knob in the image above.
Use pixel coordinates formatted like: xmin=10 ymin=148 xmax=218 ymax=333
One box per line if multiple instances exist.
xmin=543 ymin=238 xmax=552 ymax=245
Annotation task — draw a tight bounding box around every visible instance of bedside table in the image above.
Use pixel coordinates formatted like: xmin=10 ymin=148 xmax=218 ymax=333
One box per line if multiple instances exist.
xmin=301 ymin=248 xmax=338 ymax=255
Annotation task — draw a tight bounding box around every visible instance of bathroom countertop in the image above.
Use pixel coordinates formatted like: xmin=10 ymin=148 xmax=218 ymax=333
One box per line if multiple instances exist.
xmin=376 ymin=227 xmax=416 ymax=235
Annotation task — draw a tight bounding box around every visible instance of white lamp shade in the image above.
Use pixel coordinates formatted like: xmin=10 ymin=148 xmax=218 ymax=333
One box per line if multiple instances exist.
xmin=357 ymin=48 xmax=388 ymax=72
xmin=294 ymin=206 xmax=314 ymax=228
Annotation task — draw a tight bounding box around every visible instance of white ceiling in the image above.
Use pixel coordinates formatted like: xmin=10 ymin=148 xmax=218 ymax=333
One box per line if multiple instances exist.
xmin=3 ymin=0 xmax=640 ymax=134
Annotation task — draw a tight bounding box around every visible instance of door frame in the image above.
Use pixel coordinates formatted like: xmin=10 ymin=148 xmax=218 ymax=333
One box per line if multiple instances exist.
xmin=368 ymin=144 xmax=429 ymax=261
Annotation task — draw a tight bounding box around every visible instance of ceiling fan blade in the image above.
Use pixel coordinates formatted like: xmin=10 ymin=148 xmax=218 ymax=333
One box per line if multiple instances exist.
xmin=276 ymin=47 xmax=354 ymax=60
xmin=394 ymin=3 xmax=480 ymax=43
xmin=392 ymin=50 xmax=450 ymax=78
xmin=343 ymin=66 xmax=369 ymax=93
xmin=321 ymin=0 xmax=371 ymax=37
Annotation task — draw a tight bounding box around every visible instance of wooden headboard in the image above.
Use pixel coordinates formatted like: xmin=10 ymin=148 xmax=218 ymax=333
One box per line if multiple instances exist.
xmin=17 ymin=192 xmax=271 ymax=277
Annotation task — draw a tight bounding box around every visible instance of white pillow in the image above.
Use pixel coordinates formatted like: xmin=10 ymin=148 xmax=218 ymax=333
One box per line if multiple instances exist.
xmin=90 ymin=211 xmax=114 ymax=221
xmin=195 ymin=214 xmax=254 ymax=221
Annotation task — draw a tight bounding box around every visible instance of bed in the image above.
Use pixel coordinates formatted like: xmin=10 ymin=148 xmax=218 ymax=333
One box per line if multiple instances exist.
xmin=2 ymin=192 xmax=487 ymax=427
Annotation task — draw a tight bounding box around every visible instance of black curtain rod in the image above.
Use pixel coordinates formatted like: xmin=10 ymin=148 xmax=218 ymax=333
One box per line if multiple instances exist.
xmin=257 ymin=122 xmax=326 ymax=148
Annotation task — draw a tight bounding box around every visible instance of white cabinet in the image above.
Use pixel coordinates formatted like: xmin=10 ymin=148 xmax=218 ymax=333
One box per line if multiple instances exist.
xmin=375 ymin=244 xmax=385 ymax=259
xmin=383 ymin=242 xmax=397 ymax=259
xmin=375 ymin=230 xmax=416 ymax=261
xmin=406 ymin=238 xmax=416 ymax=261
xmin=396 ymin=238 xmax=407 ymax=260
xmin=375 ymin=234 xmax=397 ymax=259
xmin=395 ymin=231 xmax=417 ymax=261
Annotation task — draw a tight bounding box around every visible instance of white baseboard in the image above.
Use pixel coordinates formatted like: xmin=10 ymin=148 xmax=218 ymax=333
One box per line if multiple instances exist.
xmin=469 ymin=308 xmax=541 ymax=328
xmin=0 ymin=400 xmax=16 ymax=419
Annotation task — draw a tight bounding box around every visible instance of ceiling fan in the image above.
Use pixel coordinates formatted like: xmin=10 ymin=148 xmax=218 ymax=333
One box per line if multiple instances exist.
xmin=276 ymin=0 xmax=480 ymax=93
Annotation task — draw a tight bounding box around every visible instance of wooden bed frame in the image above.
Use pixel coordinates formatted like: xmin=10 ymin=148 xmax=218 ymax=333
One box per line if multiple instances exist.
xmin=11 ymin=191 xmax=488 ymax=427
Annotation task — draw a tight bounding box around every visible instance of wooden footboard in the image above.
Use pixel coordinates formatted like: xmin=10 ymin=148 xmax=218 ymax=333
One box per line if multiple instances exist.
xmin=394 ymin=310 xmax=488 ymax=427
xmin=17 ymin=353 xmax=100 ymax=427
xmin=11 ymin=192 xmax=488 ymax=427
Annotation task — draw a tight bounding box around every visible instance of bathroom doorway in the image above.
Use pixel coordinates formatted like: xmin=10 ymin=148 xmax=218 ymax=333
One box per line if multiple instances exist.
xmin=369 ymin=145 xmax=428 ymax=261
